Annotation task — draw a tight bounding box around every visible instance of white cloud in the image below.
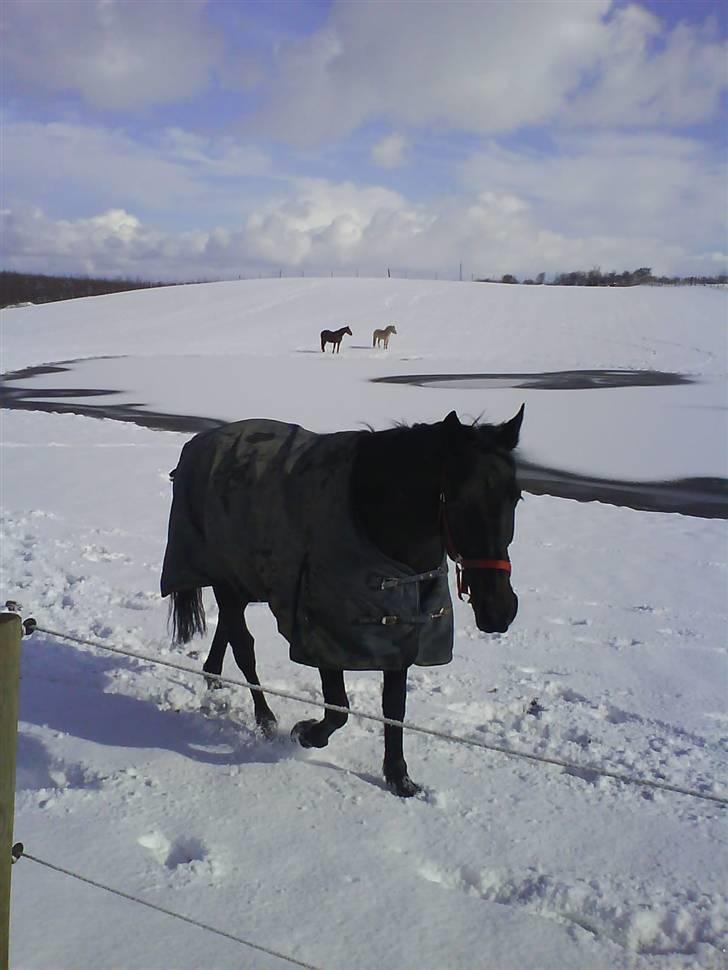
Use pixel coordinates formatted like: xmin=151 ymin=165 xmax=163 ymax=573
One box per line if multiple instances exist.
xmin=3 ymin=0 xmax=725 ymax=144
xmin=566 ymin=6 xmax=728 ymax=127
xmin=459 ymin=132 xmax=728 ymax=253
xmin=253 ymin=1 xmax=727 ymax=144
xmin=371 ymin=133 xmax=409 ymax=169
xmin=2 ymin=0 xmax=224 ymax=110
xmin=3 ymin=121 xmax=272 ymax=217
xmin=4 ymin=171 xmax=723 ymax=285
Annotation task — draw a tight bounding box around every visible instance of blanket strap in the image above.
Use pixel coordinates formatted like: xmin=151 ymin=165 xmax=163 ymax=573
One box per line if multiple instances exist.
xmin=378 ymin=564 xmax=447 ymax=590
xmin=357 ymin=606 xmax=451 ymax=626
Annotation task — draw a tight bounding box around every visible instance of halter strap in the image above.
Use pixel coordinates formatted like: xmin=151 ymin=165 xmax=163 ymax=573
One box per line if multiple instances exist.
xmin=439 ymin=492 xmax=512 ymax=600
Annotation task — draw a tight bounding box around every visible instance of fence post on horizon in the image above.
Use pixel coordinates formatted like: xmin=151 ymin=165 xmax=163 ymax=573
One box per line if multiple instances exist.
xmin=1 ymin=612 xmax=22 ymax=970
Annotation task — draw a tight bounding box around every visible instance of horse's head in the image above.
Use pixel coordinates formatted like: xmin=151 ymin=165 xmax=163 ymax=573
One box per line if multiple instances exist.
xmin=390 ymin=325 xmax=397 ymax=334
xmin=441 ymin=407 xmax=524 ymax=634
xmin=344 ymin=326 xmax=353 ymax=336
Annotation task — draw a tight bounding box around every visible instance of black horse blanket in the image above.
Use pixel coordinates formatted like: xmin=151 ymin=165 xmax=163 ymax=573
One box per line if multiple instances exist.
xmin=161 ymin=419 xmax=453 ymax=671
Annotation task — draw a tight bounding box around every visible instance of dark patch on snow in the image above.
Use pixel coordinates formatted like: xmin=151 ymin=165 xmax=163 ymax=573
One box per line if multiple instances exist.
xmin=2 ymin=359 xmax=726 ymax=518
xmin=372 ymin=369 xmax=693 ymax=390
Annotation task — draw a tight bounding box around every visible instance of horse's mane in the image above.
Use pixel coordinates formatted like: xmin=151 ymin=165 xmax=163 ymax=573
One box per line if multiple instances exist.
xmin=354 ymin=416 xmax=520 ymax=498
xmin=350 ymin=412 xmax=522 ymax=568
xmin=360 ymin=414 xmax=494 ymax=438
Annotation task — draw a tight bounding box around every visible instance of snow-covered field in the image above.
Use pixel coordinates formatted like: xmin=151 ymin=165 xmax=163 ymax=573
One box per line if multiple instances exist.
xmin=2 ymin=279 xmax=727 ymax=969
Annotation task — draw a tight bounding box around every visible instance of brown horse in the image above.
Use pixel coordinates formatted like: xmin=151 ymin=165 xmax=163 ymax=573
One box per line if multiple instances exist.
xmin=320 ymin=326 xmax=352 ymax=353
xmin=373 ymin=324 xmax=397 ymax=349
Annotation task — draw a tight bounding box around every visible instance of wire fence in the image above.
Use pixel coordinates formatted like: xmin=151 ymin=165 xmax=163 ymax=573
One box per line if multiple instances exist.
xmin=16 ymin=848 xmax=321 ymax=969
xmin=33 ymin=625 xmax=728 ymax=808
xmin=11 ymin=621 xmax=726 ymax=968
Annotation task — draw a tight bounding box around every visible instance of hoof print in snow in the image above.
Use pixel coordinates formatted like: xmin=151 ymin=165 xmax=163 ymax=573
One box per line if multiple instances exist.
xmin=138 ymin=831 xmax=208 ymax=871
xmin=165 ymin=836 xmax=207 ymax=869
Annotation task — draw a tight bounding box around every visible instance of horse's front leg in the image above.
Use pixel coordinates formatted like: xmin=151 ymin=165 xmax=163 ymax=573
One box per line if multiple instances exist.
xmin=292 ymin=669 xmax=349 ymax=748
xmin=382 ymin=669 xmax=421 ymax=797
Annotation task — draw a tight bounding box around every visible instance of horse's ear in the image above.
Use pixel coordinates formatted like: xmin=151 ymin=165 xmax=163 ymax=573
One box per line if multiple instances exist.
xmin=442 ymin=410 xmax=469 ymax=454
xmin=497 ymin=404 xmax=525 ymax=451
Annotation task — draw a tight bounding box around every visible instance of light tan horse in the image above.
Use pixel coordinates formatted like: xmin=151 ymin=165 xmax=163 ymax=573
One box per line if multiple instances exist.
xmin=373 ymin=324 xmax=397 ymax=349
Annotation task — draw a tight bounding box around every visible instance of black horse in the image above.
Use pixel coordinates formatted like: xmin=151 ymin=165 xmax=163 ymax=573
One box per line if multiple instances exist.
xmin=163 ymin=407 xmax=524 ymax=796
xmin=320 ymin=325 xmax=352 ymax=353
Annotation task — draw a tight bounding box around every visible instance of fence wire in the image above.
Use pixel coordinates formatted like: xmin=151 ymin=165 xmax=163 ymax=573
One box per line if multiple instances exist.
xmin=18 ymin=850 xmax=321 ymax=969
xmin=33 ymin=625 xmax=728 ymax=808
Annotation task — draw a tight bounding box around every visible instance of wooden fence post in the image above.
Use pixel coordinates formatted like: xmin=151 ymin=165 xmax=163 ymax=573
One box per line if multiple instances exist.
xmin=0 ymin=613 xmax=22 ymax=970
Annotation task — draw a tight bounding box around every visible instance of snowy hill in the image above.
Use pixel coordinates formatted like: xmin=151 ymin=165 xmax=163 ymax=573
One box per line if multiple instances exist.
xmin=2 ymin=278 xmax=727 ymax=969
xmin=3 ymin=278 xmax=726 ymax=483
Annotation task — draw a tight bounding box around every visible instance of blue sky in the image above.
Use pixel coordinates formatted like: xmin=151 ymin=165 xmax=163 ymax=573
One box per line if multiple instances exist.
xmin=2 ymin=0 xmax=726 ymax=280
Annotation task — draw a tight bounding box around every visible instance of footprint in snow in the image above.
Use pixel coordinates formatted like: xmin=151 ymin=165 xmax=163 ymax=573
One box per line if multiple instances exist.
xmin=138 ymin=831 xmax=209 ymax=870
xmin=546 ymin=617 xmax=591 ymax=627
xmin=415 ymin=861 xmax=728 ymax=954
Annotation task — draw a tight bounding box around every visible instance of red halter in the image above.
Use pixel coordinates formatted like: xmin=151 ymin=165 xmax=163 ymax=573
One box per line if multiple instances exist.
xmin=439 ymin=493 xmax=512 ymax=601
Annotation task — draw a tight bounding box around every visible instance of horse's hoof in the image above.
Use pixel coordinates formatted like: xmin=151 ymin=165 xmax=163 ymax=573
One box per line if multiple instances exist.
xmin=257 ymin=715 xmax=278 ymax=740
xmin=204 ymin=673 xmax=224 ymax=691
xmin=385 ymin=773 xmax=422 ymax=798
xmin=291 ymin=719 xmax=328 ymax=749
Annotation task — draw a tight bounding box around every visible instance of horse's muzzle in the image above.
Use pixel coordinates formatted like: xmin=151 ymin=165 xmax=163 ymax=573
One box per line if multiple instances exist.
xmin=472 ymin=590 xmax=518 ymax=634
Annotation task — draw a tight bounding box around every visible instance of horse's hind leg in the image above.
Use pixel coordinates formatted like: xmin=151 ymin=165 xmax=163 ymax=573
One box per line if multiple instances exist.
xmin=382 ymin=669 xmax=421 ymax=797
xmin=291 ymin=669 xmax=349 ymax=748
xmin=202 ymin=617 xmax=229 ymax=690
xmin=212 ymin=583 xmax=277 ymax=737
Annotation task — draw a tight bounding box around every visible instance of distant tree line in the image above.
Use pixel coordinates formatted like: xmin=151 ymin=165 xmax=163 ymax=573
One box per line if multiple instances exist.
xmin=0 ymin=271 xmax=175 ymax=308
xmin=477 ymin=267 xmax=728 ymax=287
xmin=552 ymin=266 xmax=655 ymax=287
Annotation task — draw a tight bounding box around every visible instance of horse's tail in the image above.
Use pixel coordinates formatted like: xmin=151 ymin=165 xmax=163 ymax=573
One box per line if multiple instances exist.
xmin=169 ymin=588 xmax=206 ymax=643
xmin=320 ymin=331 xmax=326 ymax=352
xmin=372 ymin=332 xmax=377 ymax=347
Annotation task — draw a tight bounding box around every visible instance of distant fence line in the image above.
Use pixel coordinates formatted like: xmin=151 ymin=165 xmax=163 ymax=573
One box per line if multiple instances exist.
xmin=3 ymin=268 xmax=726 ymax=309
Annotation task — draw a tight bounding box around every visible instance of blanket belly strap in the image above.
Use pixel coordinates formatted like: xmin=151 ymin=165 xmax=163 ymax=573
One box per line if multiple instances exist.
xmin=377 ymin=563 xmax=448 ymax=590
xmin=357 ymin=606 xmax=452 ymax=626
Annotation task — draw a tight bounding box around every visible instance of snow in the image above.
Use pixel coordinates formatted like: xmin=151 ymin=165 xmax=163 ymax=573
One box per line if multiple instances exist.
xmin=2 ymin=278 xmax=727 ymax=969
xmin=4 ymin=279 xmax=727 ymax=481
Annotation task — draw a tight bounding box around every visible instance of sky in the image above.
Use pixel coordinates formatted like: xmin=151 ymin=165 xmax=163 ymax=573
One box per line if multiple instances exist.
xmin=1 ymin=0 xmax=727 ymax=282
